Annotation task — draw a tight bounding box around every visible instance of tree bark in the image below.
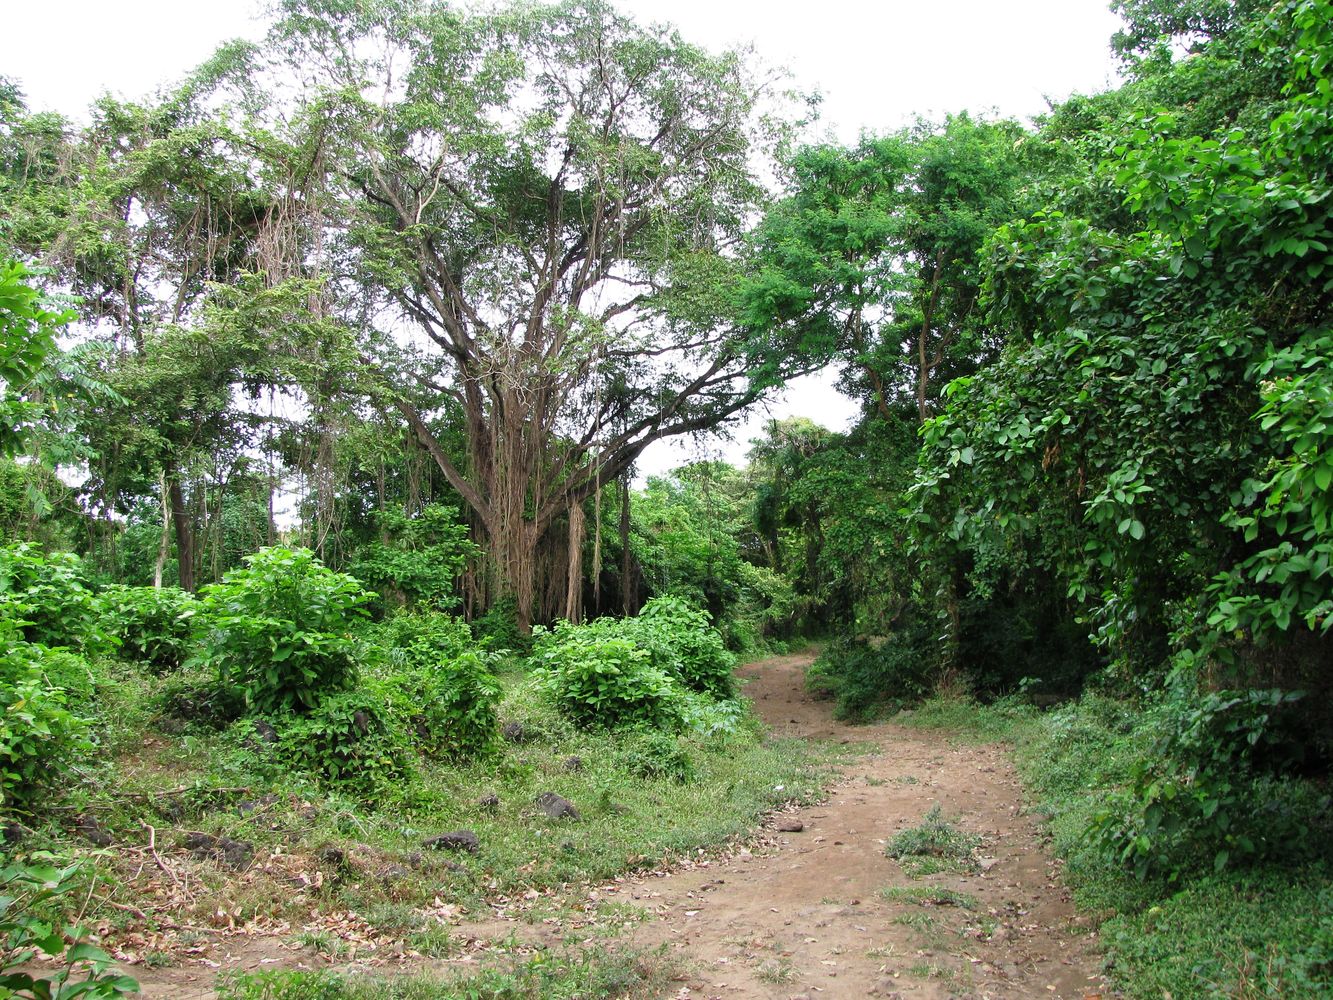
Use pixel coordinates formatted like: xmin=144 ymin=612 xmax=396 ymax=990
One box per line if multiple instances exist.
xmin=166 ymin=462 xmax=195 ymax=593
xmin=155 ymin=471 xmax=171 ymax=589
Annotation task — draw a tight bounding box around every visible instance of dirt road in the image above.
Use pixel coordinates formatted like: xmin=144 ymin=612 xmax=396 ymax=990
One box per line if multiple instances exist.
xmin=121 ymin=653 xmax=1108 ymax=999
xmin=617 ymin=653 xmax=1108 ymax=999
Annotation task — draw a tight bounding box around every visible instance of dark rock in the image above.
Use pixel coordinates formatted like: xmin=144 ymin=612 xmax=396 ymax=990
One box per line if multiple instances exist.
xmin=562 ymin=755 xmax=584 ymax=773
xmin=501 ymin=721 xmax=528 ymax=744
xmin=252 ymin=719 xmax=280 ymax=746
xmin=535 ymin=791 xmax=579 ymax=820
xmin=75 ymin=814 xmax=112 ymax=847
xmin=477 ymin=792 xmax=500 ymax=812
xmin=182 ymin=831 xmax=253 ymax=869
xmin=237 ymin=793 xmax=279 ymax=817
xmin=422 ymin=829 xmax=480 ymax=853
xmin=380 ymin=864 xmax=410 ymax=882
xmin=775 ymin=818 xmax=804 ymax=833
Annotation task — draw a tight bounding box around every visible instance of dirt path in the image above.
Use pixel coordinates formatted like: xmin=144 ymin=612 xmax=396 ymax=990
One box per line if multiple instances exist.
xmin=612 ymin=653 xmax=1108 ymax=999
xmin=121 ymin=654 xmax=1107 ymax=999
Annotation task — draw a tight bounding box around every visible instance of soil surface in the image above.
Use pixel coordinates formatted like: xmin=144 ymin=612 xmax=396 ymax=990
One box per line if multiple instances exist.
xmin=616 ymin=653 xmax=1109 ymax=999
xmin=120 ymin=653 xmax=1109 ymax=999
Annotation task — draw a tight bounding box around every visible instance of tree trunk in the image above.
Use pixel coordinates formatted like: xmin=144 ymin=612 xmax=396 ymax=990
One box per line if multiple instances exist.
xmin=166 ymin=462 xmax=196 ymax=593
xmin=564 ymin=501 xmax=585 ymax=624
xmin=155 ymin=471 xmax=171 ymax=589
xmin=620 ymin=473 xmax=634 ymax=617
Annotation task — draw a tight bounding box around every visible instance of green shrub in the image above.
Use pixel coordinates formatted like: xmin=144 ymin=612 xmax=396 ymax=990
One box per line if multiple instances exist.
xmin=0 ymin=624 xmax=93 ymax=813
xmin=346 ymin=504 xmax=477 ymax=611
xmin=471 ymin=596 xmax=528 ymax=654
xmin=532 ymin=625 xmax=685 ymax=730
xmin=0 ymin=542 xmax=107 ymax=653
xmin=0 ymin=855 xmax=139 ymax=999
xmin=363 ymin=611 xmax=500 ymax=759
xmin=631 ymin=595 xmax=736 ymax=698
xmin=1088 ymin=688 xmax=1331 ymax=880
xmin=363 ymin=609 xmax=474 ymax=666
xmin=270 ymin=683 xmax=412 ymax=798
xmin=100 ymin=584 xmax=197 ymax=672
xmin=194 ymin=547 xmax=370 ymax=715
xmin=806 ymin=626 xmax=937 ymax=722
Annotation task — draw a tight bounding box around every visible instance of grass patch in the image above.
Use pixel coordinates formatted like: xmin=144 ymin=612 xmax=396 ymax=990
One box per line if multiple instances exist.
xmin=880 ymin=885 xmax=977 ymax=908
xmin=894 ymin=694 xmax=1036 ymax=744
xmin=884 ymin=804 xmax=981 ymax=878
xmin=215 ymin=943 xmax=678 ymax=999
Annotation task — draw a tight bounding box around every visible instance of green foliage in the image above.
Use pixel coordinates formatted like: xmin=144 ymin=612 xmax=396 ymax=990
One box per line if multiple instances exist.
xmin=194 ymin=547 xmax=370 ymax=715
xmin=362 ymin=613 xmax=500 ymax=758
xmin=1088 ymin=689 xmax=1330 ymax=880
xmin=470 ymin=597 xmax=528 ymax=655
xmin=0 ymin=259 xmax=73 ymax=459
xmin=885 ymin=804 xmax=982 ymax=878
xmin=615 ymin=730 xmax=695 ymax=783
xmin=806 ymin=626 xmax=938 ymax=722
xmin=1100 ymin=866 xmax=1333 ymax=998
xmin=0 ymin=543 xmax=106 ymax=654
xmin=0 ymin=855 xmax=139 ymax=999
xmin=626 ymin=596 xmax=736 ymax=699
xmin=347 ymin=504 xmax=478 ymax=611
xmin=98 ymin=585 xmax=197 ymax=672
xmin=268 ymin=684 xmax=413 ymax=798
xmin=0 ymin=625 xmax=93 ymax=813
xmin=532 ymin=624 xmax=685 ymax=731
xmin=214 ymin=943 xmax=677 ymax=1000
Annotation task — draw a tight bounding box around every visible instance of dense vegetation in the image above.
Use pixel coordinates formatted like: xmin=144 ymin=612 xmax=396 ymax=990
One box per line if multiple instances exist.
xmin=1 ymin=0 xmax=1330 ymax=996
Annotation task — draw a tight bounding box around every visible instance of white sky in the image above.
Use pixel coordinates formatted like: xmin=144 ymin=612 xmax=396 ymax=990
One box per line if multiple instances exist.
xmin=2 ymin=0 xmax=1123 ymax=477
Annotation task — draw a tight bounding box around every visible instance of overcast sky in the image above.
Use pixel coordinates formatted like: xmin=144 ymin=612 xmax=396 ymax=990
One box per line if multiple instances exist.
xmin=2 ymin=0 xmax=1123 ymax=477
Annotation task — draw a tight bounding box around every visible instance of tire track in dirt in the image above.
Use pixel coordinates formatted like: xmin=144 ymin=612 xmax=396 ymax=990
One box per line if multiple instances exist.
xmin=615 ymin=653 xmax=1109 ymax=1000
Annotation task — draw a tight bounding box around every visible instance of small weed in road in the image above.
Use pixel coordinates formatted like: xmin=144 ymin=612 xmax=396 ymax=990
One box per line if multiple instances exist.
xmin=885 ymin=805 xmax=981 ymax=877
xmin=881 ymin=885 xmax=977 ymax=908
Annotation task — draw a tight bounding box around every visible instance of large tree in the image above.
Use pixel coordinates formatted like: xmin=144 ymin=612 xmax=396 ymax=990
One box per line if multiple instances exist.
xmin=263 ymin=0 xmax=816 ymax=627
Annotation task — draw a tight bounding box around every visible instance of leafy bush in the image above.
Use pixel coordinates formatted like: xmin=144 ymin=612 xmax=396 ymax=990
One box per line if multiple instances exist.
xmin=1089 ymin=688 xmax=1331 ymax=880
xmin=100 ymin=584 xmax=197 ymax=672
xmin=532 ymin=624 xmax=685 ymax=730
xmin=346 ymin=504 xmax=478 ymax=611
xmin=194 ymin=547 xmax=370 ymax=715
xmin=471 ymin=596 xmax=528 ymax=654
xmin=270 ymin=684 xmax=412 ymax=798
xmin=364 ymin=611 xmax=500 ymax=759
xmin=630 ymin=595 xmax=736 ymax=698
xmin=805 ymin=625 xmax=937 ymax=722
xmin=0 ymin=855 xmax=139 ymax=999
xmin=0 ymin=542 xmax=107 ymax=653
xmin=0 ymin=624 xmax=93 ymax=813
xmin=362 ymin=610 xmax=474 ymax=666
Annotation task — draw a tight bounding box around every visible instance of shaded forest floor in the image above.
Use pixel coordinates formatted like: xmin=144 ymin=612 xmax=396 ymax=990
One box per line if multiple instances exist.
xmin=116 ymin=653 xmax=1106 ymax=999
